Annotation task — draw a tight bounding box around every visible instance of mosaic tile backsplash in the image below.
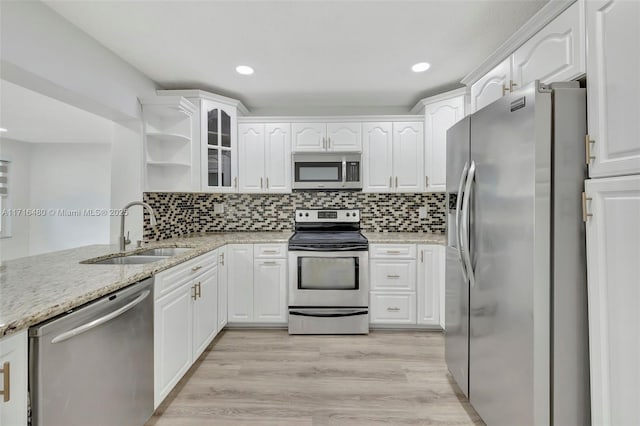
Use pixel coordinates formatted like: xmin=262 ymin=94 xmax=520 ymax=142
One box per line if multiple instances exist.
xmin=143 ymin=191 xmax=446 ymax=241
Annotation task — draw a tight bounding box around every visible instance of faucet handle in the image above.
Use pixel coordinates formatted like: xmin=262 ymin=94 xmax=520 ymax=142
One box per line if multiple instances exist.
xmin=125 ymin=231 xmax=131 ymax=246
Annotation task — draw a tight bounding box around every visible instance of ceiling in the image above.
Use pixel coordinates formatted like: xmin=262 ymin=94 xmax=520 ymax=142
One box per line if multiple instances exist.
xmin=0 ymin=79 xmax=113 ymax=144
xmin=44 ymin=0 xmax=548 ymax=113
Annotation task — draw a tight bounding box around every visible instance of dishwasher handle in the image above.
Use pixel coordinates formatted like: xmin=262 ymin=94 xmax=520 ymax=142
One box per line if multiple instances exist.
xmin=51 ymin=289 xmax=151 ymax=344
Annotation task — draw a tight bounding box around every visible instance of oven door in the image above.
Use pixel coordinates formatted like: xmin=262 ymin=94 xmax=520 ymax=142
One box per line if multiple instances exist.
xmin=288 ymin=250 xmax=369 ymax=307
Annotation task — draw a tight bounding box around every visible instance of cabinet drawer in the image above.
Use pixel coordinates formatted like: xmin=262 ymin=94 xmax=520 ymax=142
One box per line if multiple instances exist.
xmin=370 ymin=260 xmax=416 ymax=291
xmin=370 ymin=292 xmax=416 ymax=324
xmin=155 ymin=250 xmax=217 ymax=299
xmin=254 ymin=243 xmax=287 ymax=259
xmin=370 ymin=244 xmax=416 ymax=259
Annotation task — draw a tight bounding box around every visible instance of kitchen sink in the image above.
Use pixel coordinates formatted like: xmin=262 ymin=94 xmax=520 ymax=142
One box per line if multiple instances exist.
xmin=136 ymin=247 xmax=192 ymax=257
xmin=85 ymin=255 xmax=169 ymax=265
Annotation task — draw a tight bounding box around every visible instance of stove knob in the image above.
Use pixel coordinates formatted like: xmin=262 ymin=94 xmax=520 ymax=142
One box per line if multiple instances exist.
xmin=346 ymin=212 xmax=350 ymax=217
xmin=298 ymin=212 xmax=303 ymax=217
xmin=305 ymin=212 xmax=309 ymax=217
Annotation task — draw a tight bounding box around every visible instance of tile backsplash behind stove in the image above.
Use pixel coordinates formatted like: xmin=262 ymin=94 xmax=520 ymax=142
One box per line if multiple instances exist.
xmin=143 ymin=191 xmax=446 ymax=241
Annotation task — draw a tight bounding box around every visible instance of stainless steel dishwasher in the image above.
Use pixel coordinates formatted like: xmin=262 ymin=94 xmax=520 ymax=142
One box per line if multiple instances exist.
xmin=29 ymin=278 xmax=154 ymax=426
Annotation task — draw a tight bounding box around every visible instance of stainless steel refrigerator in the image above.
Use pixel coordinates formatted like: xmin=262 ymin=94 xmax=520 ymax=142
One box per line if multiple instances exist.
xmin=445 ymin=81 xmax=590 ymax=426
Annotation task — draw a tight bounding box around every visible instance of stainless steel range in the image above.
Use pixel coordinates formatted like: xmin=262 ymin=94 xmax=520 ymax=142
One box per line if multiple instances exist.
xmin=288 ymin=209 xmax=369 ymax=334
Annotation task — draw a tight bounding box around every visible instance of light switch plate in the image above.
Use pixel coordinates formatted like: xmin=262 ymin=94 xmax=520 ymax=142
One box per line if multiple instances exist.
xmin=418 ymin=206 xmax=427 ymax=219
xmin=213 ymin=203 xmax=224 ymax=214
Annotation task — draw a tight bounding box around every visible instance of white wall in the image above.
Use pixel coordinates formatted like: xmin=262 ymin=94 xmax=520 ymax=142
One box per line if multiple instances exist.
xmin=28 ymin=143 xmax=112 ymax=256
xmin=0 ymin=1 xmax=158 ymax=122
xmin=0 ymin=139 xmax=32 ymax=261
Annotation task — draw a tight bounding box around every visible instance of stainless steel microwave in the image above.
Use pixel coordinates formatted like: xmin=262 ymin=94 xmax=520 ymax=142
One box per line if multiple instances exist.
xmin=292 ymin=153 xmax=362 ymax=190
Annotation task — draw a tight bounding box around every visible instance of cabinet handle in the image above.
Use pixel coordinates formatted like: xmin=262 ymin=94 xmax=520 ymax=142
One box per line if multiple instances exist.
xmin=395 ymin=176 xmax=398 ymax=188
xmin=425 ymin=176 xmax=429 ymax=188
xmin=219 ymin=253 xmax=225 ymax=266
xmin=192 ymin=265 xmax=202 ymax=272
xmin=234 ymin=176 xmax=238 ymax=188
xmin=196 ymin=282 xmax=202 ymax=299
xmin=386 ymin=274 xmax=401 ymax=278
xmin=387 ymin=307 xmax=400 ymax=312
xmin=191 ymin=284 xmax=197 ymax=300
xmin=328 ymin=137 xmax=331 ymax=150
xmin=420 ymin=250 xmax=424 ymax=263
xmin=582 ymin=192 xmax=593 ymax=223
xmin=0 ymin=361 xmax=9 ymax=402
xmin=266 ymin=177 xmax=269 ymax=189
xmin=502 ymin=84 xmax=509 ymax=96
xmin=260 ymin=177 xmax=263 ymax=189
xmin=322 ymin=137 xmax=326 ymax=150
xmin=585 ymin=135 xmax=596 ymax=164
xmin=389 ymin=176 xmax=392 ymax=188
xmin=510 ymin=80 xmax=517 ymax=92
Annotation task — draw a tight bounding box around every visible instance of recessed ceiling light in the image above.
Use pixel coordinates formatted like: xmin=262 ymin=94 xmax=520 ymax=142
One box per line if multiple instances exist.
xmin=236 ymin=65 xmax=254 ymax=75
xmin=411 ymin=62 xmax=431 ymax=73
xmin=0 ymin=128 xmax=7 ymax=132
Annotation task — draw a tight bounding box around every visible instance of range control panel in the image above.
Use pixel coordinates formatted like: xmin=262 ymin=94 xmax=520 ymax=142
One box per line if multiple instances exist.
xmin=295 ymin=209 xmax=360 ymax=223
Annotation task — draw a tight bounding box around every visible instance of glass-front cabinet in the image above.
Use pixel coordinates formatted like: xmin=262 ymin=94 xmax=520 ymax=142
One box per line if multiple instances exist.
xmin=201 ymin=100 xmax=237 ymax=192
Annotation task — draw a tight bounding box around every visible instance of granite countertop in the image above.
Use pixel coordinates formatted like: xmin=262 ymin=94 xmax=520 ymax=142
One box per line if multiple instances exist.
xmin=0 ymin=231 xmax=444 ymax=337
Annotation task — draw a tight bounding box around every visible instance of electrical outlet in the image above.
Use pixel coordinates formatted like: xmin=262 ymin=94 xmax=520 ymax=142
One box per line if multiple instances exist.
xmin=213 ymin=203 xmax=224 ymax=214
xmin=419 ymin=206 xmax=427 ymax=219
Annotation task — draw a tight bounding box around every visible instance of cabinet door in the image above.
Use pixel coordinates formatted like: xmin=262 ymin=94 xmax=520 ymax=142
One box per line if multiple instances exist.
xmin=362 ymin=122 xmax=393 ymax=192
xmin=202 ymin=100 xmax=237 ymax=192
xmin=0 ymin=331 xmax=27 ymax=426
xmin=227 ymin=244 xmax=254 ymax=322
xmin=512 ymin=2 xmax=585 ymax=88
xmin=417 ymin=245 xmax=441 ymax=326
xmin=586 ymin=0 xmax=640 ymax=178
xmin=253 ymin=258 xmax=288 ymax=323
xmin=326 ymin=122 xmax=362 ymax=152
xmin=585 ymin=175 xmax=640 ymax=426
xmin=291 ymin=123 xmax=326 ymax=152
xmin=218 ymin=246 xmax=228 ymax=330
xmin=393 ymin=122 xmax=424 ymax=193
xmin=154 ymin=283 xmax=193 ymax=408
xmin=192 ymin=265 xmax=218 ymax=361
xmin=369 ymin=292 xmax=416 ymax=324
xmin=265 ymin=124 xmax=291 ymax=193
xmin=238 ymin=123 xmax=266 ymax=193
xmin=470 ymin=58 xmax=511 ymax=112
xmin=424 ymin=96 xmax=465 ymax=192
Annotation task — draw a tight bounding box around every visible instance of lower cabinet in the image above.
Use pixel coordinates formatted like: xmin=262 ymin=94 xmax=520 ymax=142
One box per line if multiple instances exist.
xmin=0 ymin=330 xmax=28 ymax=426
xmin=153 ymin=250 xmax=219 ymax=408
xmin=228 ymin=244 xmax=288 ymax=324
xmin=369 ymin=243 xmax=443 ymax=328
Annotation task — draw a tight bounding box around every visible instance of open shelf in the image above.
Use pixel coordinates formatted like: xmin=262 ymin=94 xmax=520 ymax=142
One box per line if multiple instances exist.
xmin=146 ymin=132 xmax=191 ymax=144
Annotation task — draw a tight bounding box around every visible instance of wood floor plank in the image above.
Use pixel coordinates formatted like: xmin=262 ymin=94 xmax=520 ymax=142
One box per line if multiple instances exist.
xmin=146 ymin=329 xmax=484 ymax=426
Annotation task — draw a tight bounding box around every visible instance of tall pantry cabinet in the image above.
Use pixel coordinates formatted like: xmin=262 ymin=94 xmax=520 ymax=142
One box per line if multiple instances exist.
xmin=583 ymin=1 xmax=640 ymax=425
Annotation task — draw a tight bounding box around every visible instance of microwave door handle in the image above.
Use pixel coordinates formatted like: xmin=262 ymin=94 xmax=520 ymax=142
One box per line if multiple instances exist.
xmin=342 ymin=160 xmax=347 ymax=186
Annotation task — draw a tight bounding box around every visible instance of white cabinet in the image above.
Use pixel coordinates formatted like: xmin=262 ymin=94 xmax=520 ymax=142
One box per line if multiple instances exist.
xmin=141 ymin=96 xmax=197 ymax=192
xmin=586 ymin=0 xmax=640 ymax=178
xmin=417 ymin=245 xmax=443 ymax=327
xmin=217 ymin=246 xmax=228 ymax=330
xmin=0 ymin=331 xmax=27 ymax=426
xmin=585 ymin=175 xmax=640 ymax=426
xmin=369 ymin=244 xmax=418 ymax=325
xmin=238 ymin=123 xmax=291 ymax=193
xmin=253 ymin=258 xmax=288 ymax=322
xmin=363 ymin=122 xmax=423 ymax=193
xmin=201 ymin=100 xmax=238 ymax=192
xmin=153 ymin=250 xmax=218 ymax=408
xmin=422 ymin=94 xmax=465 ymax=192
xmin=292 ymin=122 xmax=362 ymax=152
xmin=470 ymin=58 xmax=512 ymax=112
xmin=227 ymin=244 xmax=254 ymax=322
xmin=512 ymin=2 xmax=585 ymax=88
xmin=227 ymin=244 xmax=288 ymax=324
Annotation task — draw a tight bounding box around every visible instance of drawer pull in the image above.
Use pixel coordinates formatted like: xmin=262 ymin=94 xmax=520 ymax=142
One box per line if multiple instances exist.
xmin=386 ymin=250 xmax=401 ymax=254
xmin=191 ymin=265 xmax=203 ymax=272
xmin=0 ymin=361 xmax=9 ymax=402
xmin=262 ymin=250 xmax=278 ymax=254
xmin=387 ymin=307 xmax=400 ymax=312
xmin=262 ymin=261 xmax=278 ymax=266
xmin=386 ymin=274 xmax=401 ymax=279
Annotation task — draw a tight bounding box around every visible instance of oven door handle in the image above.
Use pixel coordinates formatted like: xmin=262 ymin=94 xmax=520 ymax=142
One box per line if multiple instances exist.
xmin=289 ymin=309 xmax=368 ymax=318
xmin=288 ymin=246 xmax=368 ymax=252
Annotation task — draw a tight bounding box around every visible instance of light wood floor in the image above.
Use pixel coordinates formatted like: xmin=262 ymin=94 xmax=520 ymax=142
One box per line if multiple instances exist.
xmin=147 ymin=329 xmax=484 ymax=426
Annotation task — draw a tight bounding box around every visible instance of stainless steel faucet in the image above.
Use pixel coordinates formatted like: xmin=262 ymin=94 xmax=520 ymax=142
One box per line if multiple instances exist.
xmin=120 ymin=201 xmax=157 ymax=251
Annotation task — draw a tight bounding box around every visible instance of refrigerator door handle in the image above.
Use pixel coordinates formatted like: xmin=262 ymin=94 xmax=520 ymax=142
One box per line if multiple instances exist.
xmin=456 ymin=162 xmax=469 ymax=282
xmin=461 ymin=161 xmax=476 ymax=287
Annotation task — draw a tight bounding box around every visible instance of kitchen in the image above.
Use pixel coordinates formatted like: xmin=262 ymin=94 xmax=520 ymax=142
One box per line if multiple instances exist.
xmin=0 ymin=1 xmax=638 ymax=425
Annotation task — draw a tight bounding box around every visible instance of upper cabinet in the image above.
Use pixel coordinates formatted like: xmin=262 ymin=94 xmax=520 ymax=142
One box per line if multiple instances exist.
xmin=141 ymin=96 xmax=197 ymax=192
xmin=466 ymin=2 xmax=586 ymax=113
xmin=238 ymin=123 xmax=291 ymax=193
xmin=586 ymin=0 xmax=640 ymax=178
xmin=470 ymin=58 xmax=512 ymax=113
xmin=414 ymin=89 xmax=466 ymax=192
xmin=363 ymin=121 xmax=423 ymax=193
xmin=292 ymin=122 xmax=362 ymax=152
xmin=511 ymin=1 xmax=585 ymax=89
